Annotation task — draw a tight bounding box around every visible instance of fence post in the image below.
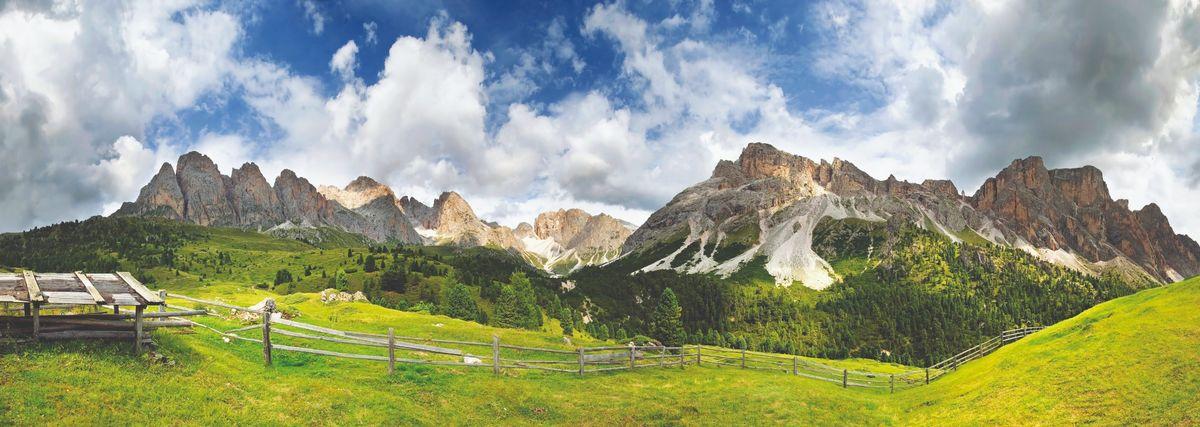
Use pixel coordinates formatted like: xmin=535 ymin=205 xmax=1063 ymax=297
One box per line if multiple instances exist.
xmin=741 ymin=349 xmax=746 ymax=369
xmin=628 ymin=345 xmax=635 ymax=370
xmin=792 ymin=356 xmax=798 ymax=375
xmin=23 ymin=303 xmax=30 ymax=317
xmin=577 ymin=347 xmax=585 ymax=376
xmin=134 ymin=305 xmax=144 ymax=353
xmin=696 ymin=345 xmax=702 ymax=366
xmin=262 ymin=298 xmax=274 ymax=367
xmin=679 ymin=348 xmax=685 ymax=369
xmin=31 ymin=302 xmax=40 ymax=341
xmin=158 ymin=290 xmax=167 ymax=312
xmin=659 ymin=346 xmax=665 ymax=368
xmin=842 ymin=369 xmax=848 ymax=388
xmin=925 ymin=368 xmax=930 ymax=385
xmin=890 ymin=374 xmax=895 ymax=393
xmin=387 ymin=327 xmax=396 ymax=375
xmin=492 ymin=335 xmax=501 ymax=376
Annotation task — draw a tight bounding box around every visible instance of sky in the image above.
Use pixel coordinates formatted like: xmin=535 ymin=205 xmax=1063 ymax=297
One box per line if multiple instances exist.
xmin=1 ymin=0 xmax=1199 ymax=238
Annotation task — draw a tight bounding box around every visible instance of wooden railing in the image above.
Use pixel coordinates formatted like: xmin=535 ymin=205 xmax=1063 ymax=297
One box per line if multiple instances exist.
xmin=162 ymin=291 xmax=1044 ymax=389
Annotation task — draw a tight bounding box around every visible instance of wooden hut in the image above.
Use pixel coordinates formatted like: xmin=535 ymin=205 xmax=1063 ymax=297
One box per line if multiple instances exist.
xmin=0 ymin=271 xmax=187 ymax=352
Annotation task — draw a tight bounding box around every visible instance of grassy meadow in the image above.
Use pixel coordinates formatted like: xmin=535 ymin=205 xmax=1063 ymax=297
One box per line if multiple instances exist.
xmin=3 ymin=276 xmax=1199 ymax=425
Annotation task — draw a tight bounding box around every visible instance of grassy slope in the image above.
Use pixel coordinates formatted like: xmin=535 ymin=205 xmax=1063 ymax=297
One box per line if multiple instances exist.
xmin=3 ymin=277 xmax=1198 ymax=425
xmin=899 ymin=275 xmax=1200 ymax=425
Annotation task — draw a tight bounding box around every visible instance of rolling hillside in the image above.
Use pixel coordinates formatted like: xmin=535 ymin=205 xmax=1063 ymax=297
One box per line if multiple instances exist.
xmin=2 ymin=276 xmax=1198 ymax=424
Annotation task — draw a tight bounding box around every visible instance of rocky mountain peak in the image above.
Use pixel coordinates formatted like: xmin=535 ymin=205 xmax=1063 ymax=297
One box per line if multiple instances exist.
xmin=534 ymin=208 xmax=592 ymax=242
xmin=346 ymin=176 xmax=388 ymax=193
xmin=114 ymin=162 xmax=185 ymax=219
xmin=431 ymin=191 xmax=481 ymax=233
xmin=175 ymin=151 xmax=235 ymax=226
xmin=228 ymin=162 xmax=280 ymax=227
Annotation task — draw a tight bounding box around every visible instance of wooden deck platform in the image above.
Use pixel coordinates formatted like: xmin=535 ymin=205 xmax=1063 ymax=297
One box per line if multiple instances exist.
xmin=0 ymin=271 xmax=163 ymax=307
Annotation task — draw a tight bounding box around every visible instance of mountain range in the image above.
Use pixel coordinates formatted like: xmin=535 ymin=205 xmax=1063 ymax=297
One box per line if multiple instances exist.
xmin=113 ymin=152 xmax=634 ymax=274
xmin=621 ymin=143 xmax=1199 ymax=287
xmin=115 ymin=144 xmax=1200 ymax=285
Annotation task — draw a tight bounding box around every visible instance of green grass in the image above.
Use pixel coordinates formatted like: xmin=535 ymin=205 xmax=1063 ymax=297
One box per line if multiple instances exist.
xmin=4 ymin=277 xmax=1198 ymax=425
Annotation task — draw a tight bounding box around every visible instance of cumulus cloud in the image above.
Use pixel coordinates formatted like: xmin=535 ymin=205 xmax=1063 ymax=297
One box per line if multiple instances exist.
xmin=0 ymin=0 xmax=239 ymax=230
xmin=4 ymin=0 xmax=1200 ymax=240
xmin=330 ymin=40 xmax=359 ymax=80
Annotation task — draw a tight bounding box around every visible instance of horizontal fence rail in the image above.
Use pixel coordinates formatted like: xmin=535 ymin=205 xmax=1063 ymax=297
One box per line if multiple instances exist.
xmin=161 ymin=291 xmax=1045 ymax=389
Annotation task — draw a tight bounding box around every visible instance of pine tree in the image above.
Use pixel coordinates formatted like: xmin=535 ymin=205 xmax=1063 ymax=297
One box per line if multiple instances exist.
xmin=442 ymin=283 xmax=479 ymax=321
xmin=651 ymin=288 xmax=686 ymax=346
xmin=492 ymin=285 xmax=523 ymax=328
xmin=559 ymin=308 xmax=573 ymax=336
xmin=364 ymin=255 xmax=377 ymax=273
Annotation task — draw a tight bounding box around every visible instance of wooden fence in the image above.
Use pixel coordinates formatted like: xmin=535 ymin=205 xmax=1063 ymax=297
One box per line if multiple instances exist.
xmin=162 ymin=292 xmax=1043 ymax=390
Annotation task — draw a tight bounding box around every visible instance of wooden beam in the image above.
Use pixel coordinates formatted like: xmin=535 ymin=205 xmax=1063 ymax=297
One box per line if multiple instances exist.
xmin=115 ymin=272 xmax=163 ymax=304
xmin=75 ymin=272 xmax=106 ymax=304
xmin=22 ymin=271 xmax=43 ymax=302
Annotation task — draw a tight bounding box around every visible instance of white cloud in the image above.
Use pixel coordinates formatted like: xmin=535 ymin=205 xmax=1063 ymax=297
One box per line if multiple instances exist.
xmin=299 ymin=0 xmax=324 ymax=35
xmin=363 ymin=21 xmax=378 ymax=45
xmin=0 ymin=0 xmax=240 ymax=230
xmin=330 ymin=40 xmax=359 ymax=81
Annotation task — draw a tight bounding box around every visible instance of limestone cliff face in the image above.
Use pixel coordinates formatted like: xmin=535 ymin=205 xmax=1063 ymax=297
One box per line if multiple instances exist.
xmin=274 ymin=169 xmax=335 ymax=226
xmin=624 ymin=142 xmax=1200 ymax=287
xmin=969 ymin=157 xmax=1199 ymax=281
xmin=176 ymin=152 xmax=237 ymax=226
xmin=228 ymin=163 xmax=281 ymax=228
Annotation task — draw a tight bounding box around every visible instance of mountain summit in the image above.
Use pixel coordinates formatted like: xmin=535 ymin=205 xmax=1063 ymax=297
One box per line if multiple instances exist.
xmin=622 ymin=143 xmax=1199 ymax=287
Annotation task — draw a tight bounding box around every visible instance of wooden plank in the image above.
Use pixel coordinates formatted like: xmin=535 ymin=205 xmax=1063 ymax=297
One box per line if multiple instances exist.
xmin=75 ymin=272 xmax=105 ymax=304
xmin=0 ymin=296 xmax=21 ymax=303
xmin=41 ymin=291 xmax=98 ymax=305
xmin=115 ymin=272 xmax=163 ymax=304
xmin=111 ymin=294 xmax=139 ymax=306
xmin=23 ymin=271 xmax=44 ymax=302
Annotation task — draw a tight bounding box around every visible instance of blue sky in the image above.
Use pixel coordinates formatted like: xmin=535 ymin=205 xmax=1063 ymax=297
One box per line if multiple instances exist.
xmin=1 ymin=0 xmax=1199 ymax=239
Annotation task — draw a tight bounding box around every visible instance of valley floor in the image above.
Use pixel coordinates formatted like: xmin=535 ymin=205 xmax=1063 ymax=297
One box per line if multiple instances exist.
xmin=3 ymin=278 xmax=1199 ymax=425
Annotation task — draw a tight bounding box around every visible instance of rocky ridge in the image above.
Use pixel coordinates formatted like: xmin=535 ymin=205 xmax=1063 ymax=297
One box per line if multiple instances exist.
xmin=623 ymin=143 xmax=1200 ymax=288
xmin=114 ymin=152 xmax=633 ymax=273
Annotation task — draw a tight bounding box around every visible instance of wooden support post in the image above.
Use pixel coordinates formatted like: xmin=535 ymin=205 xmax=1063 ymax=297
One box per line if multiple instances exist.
xmin=159 ymin=290 xmax=168 ymax=313
xmin=628 ymin=345 xmax=635 ymax=370
xmin=262 ymin=299 xmax=275 ymax=367
xmin=659 ymin=346 xmax=665 ymax=368
xmin=492 ymin=335 xmax=501 ymax=376
xmin=679 ymin=348 xmax=685 ymax=369
xmin=134 ymin=305 xmax=145 ymax=353
xmin=741 ymin=349 xmax=746 ymax=369
xmin=114 ymin=305 xmax=120 ymax=315
xmin=925 ymin=368 xmax=930 ymax=385
xmin=32 ymin=302 xmax=40 ymax=341
xmin=696 ymin=345 xmax=701 ymax=366
xmin=23 ymin=303 xmax=30 ymax=317
xmin=387 ymin=328 xmax=396 ymax=375
xmin=577 ymin=347 xmax=585 ymax=376
xmin=890 ymin=374 xmax=895 ymax=393
xmin=792 ymin=356 xmax=798 ymax=375
xmin=842 ymin=369 xmax=848 ymax=388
